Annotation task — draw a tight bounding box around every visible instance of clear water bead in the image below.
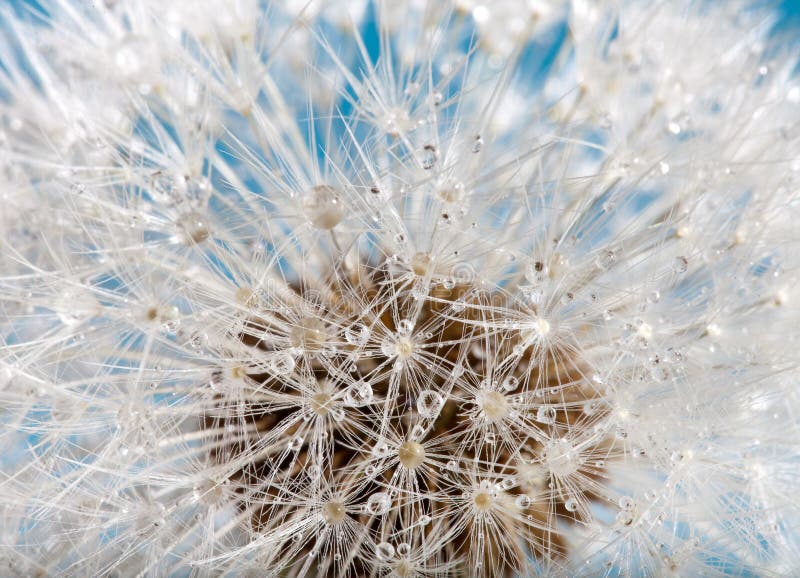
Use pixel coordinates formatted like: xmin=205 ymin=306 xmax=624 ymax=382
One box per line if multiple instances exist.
xmin=344 ymin=323 xmax=370 ymax=346
xmin=366 ymin=492 xmax=391 ymax=515
xmin=177 ymin=211 xmax=210 ymax=244
xmin=536 ymin=405 xmax=557 ymax=424
xmin=420 ymin=145 xmax=438 ymax=170
xmin=302 ymin=185 xmax=344 ymax=229
xmin=397 ymin=319 xmax=414 ymax=335
xmin=268 ymin=351 xmax=295 ymax=374
xmin=344 ymin=380 xmax=373 ymax=406
xmin=416 ymin=390 xmax=444 ymax=418
xmin=375 ymin=541 xmax=395 ymax=561
xmin=287 ymin=435 xmax=303 ymax=451
xmin=673 ymin=256 xmax=689 ymax=273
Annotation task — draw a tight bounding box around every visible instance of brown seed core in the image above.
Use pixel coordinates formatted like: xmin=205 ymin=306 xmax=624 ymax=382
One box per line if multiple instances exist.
xmin=398 ymin=441 xmax=426 ymax=469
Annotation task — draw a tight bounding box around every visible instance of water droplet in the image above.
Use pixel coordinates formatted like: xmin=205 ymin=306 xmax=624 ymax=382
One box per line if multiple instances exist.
xmin=177 ymin=211 xmax=210 ymax=244
xmin=438 ymin=179 xmax=465 ymax=204
xmin=565 ymin=498 xmax=578 ymax=512
xmin=366 ymin=492 xmax=391 ymax=515
xmin=619 ymin=496 xmax=635 ymax=510
xmin=288 ymin=435 xmax=304 ymax=451
xmin=471 ymin=135 xmax=483 ymax=153
xmin=484 ymin=431 xmax=496 ymax=445
xmin=419 ymin=514 xmax=431 ymax=525
xmin=502 ymin=376 xmax=519 ymax=392
xmin=595 ymin=250 xmax=616 ymax=270
xmin=397 ymin=319 xmax=414 ymax=335
xmin=269 ymin=351 xmax=295 ymax=374
xmin=344 ymin=380 xmax=373 ymax=406
xmin=536 ymin=405 xmax=557 ymax=424
xmin=302 ymin=185 xmax=344 ymax=229
xmin=416 ymin=390 xmax=443 ymax=418
xmin=420 ymin=145 xmax=438 ymax=170
xmin=344 ymin=323 xmax=370 ymax=346
xmin=375 ymin=541 xmax=395 ymax=561
xmin=616 ymin=510 xmax=634 ymax=526
xmin=515 ymin=494 xmax=531 ymax=509
xmin=673 ymin=256 xmax=688 ymax=273
xmin=396 ymin=542 xmax=411 ymax=557
xmin=373 ymin=441 xmax=391 ymax=458
xmin=188 ymin=332 xmax=208 ymax=351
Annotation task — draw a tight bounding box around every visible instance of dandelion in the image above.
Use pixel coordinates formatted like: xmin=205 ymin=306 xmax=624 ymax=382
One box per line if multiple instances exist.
xmin=1 ymin=0 xmax=799 ymax=576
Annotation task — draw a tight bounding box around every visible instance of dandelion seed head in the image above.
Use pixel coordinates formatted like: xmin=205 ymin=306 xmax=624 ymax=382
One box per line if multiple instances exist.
xmin=1 ymin=0 xmax=799 ymax=576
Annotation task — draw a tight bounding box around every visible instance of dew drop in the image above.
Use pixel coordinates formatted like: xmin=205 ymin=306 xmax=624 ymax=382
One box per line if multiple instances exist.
xmin=373 ymin=441 xmax=391 ymax=458
xmin=397 ymin=319 xmax=414 ymax=335
xmin=565 ymin=498 xmax=578 ymax=512
xmin=536 ymin=405 xmax=557 ymax=424
xmin=307 ymin=464 xmax=321 ymax=480
xmin=344 ymin=323 xmax=370 ymax=346
xmin=616 ymin=510 xmax=634 ymax=526
xmin=366 ymin=492 xmax=391 ymax=515
xmin=288 ymin=435 xmax=304 ymax=451
xmin=269 ymin=351 xmax=296 ymax=374
xmin=344 ymin=380 xmax=373 ymax=406
xmin=471 ymin=135 xmax=483 ymax=153
xmin=420 ymin=144 xmax=438 ymax=170
xmin=396 ymin=542 xmax=411 ymax=557
xmin=416 ymin=390 xmax=443 ymax=418
xmin=595 ymin=250 xmax=616 ymax=270
xmin=302 ymin=185 xmax=344 ymax=229
xmin=515 ymin=494 xmax=531 ymax=509
xmin=673 ymin=256 xmax=689 ymax=273
xmin=177 ymin=211 xmax=210 ymax=244
xmin=375 ymin=541 xmax=395 ymax=561
xmin=410 ymin=424 xmax=426 ymax=440
xmin=502 ymin=376 xmax=519 ymax=392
